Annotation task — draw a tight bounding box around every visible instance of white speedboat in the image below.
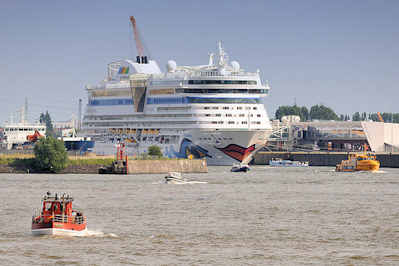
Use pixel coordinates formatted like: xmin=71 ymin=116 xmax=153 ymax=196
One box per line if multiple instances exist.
xmin=231 ymin=163 xmax=250 ymax=172
xmin=269 ymin=158 xmax=309 ymax=167
xmin=164 ymin=172 xmax=207 ymax=184
xmin=164 ymin=172 xmax=189 ymax=184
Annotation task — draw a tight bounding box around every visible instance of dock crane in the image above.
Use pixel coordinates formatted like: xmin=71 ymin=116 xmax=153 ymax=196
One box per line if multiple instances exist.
xmin=377 ymin=112 xmax=384 ymax=122
xmin=129 ymin=16 xmax=149 ymax=64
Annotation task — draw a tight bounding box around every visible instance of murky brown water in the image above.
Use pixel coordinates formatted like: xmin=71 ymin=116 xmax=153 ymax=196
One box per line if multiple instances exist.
xmin=0 ymin=166 xmax=399 ymax=265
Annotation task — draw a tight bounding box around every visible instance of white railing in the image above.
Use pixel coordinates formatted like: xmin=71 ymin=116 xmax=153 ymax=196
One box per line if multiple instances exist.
xmin=32 ymin=214 xmax=86 ymax=225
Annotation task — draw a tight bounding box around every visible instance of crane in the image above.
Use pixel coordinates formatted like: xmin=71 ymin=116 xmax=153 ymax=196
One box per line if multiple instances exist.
xmin=377 ymin=112 xmax=384 ymax=122
xmin=129 ymin=16 xmax=148 ymax=64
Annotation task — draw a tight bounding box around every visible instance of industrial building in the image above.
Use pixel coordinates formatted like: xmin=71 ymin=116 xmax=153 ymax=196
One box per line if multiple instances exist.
xmin=267 ymin=116 xmax=399 ymax=153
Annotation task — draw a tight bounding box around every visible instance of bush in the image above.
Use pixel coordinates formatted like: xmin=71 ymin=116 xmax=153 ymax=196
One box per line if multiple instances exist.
xmin=34 ymin=136 xmax=68 ymax=173
xmin=147 ymin=145 xmax=163 ymax=157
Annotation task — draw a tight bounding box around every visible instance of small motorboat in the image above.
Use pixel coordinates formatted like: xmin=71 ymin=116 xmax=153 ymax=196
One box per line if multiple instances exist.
xmin=164 ymin=172 xmax=207 ymax=184
xmin=164 ymin=172 xmax=189 ymax=184
xmin=231 ymin=163 xmax=250 ymax=172
xmin=32 ymin=192 xmax=87 ymax=236
xmin=269 ymin=158 xmax=309 ymax=167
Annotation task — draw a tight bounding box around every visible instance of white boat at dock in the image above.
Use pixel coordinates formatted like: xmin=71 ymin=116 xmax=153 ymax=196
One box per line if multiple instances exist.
xmin=269 ymin=158 xmax=309 ymax=167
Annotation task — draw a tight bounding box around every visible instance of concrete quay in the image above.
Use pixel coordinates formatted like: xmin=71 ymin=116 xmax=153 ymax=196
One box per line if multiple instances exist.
xmin=254 ymin=151 xmax=399 ymax=168
xmin=126 ymin=159 xmax=208 ymax=174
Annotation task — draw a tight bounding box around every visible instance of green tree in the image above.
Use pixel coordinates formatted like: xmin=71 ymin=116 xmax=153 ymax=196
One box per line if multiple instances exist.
xmin=34 ymin=136 xmax=68 ymax=173
xmin=275 ymin=105 xmax=309 ymax=121
xmin=40 ymin=111 xmax=55 ymax=137
xmin=369 ymin=113 xmax=379 ymax=122
xmin=361 ymin=112 xmax=367 ymax=121
xmin=352 ymin=112 xmax=361 ymax=121
xmin=309 ymin=104 xmax=339 ymax=121
xmin=148 ymin=145 xmax=163 ymax=157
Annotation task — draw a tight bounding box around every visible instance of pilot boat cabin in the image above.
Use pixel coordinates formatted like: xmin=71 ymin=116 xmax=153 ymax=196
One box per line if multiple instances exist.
xmin=31 ymin=192 xmax=87 ymax=236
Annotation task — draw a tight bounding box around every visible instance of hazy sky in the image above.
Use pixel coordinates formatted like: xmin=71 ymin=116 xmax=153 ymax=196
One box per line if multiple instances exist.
xmin=1 ymin=1 xmax=398 ymax=124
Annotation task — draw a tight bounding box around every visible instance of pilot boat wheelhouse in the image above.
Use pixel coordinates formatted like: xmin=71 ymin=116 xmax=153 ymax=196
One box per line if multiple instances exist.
xmin=31 ymin=192 xmax=87 ymax=236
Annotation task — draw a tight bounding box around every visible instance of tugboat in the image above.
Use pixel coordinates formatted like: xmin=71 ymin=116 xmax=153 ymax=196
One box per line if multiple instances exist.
xmin=335 ymin=153 xmax=380 ymax=172
xmin=31 ymin=192 xmax=87 ymax=236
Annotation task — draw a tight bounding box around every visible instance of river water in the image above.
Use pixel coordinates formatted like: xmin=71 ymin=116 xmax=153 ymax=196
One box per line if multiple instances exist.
xmin=0 ymin=166 xmax=398 ymax=265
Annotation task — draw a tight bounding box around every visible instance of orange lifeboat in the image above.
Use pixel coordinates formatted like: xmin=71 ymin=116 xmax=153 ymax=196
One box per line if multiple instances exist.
xmin=31 ymin=192 xmax=87 ymax=236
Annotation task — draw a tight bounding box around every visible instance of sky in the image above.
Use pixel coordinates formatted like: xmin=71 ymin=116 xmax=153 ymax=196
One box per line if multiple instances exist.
xmin=1 ymin=0 xmax=398 ymax=124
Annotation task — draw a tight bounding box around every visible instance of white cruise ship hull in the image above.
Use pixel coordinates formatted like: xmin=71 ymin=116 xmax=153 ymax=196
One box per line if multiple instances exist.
xmin=92 ymin=129 xmax=271 ymax=165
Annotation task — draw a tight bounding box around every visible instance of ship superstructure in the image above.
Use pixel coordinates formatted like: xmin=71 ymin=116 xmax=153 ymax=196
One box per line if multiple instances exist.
xmin=83 ymin=15 xmax=272 ymax=166
xmin=82 ymin=41 xmax=272 ymax=165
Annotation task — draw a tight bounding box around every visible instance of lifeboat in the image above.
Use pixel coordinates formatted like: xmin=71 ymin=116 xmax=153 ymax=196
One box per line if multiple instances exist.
xmin=335 ymin=153 xmax=380 ymax=172
xmin=31 ymin=192 xmax=87 ymax=236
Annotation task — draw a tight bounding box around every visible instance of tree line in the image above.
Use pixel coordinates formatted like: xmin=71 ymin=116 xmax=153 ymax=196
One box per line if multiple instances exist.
xmin=275 ymin=104 xmax=399 ymax=123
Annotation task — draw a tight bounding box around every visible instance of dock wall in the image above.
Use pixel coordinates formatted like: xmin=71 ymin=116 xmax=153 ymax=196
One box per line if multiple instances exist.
xmin=127 ymin=159 xmax=208 ymax=174
xmin=254 ymin=152 xmax=399 ymax=168
xmin=0 ymin=159 xmax=208 ymax=174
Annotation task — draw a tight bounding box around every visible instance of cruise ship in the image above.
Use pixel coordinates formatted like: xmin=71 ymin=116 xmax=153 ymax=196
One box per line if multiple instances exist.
xmin=82 ymin=41 xmax=272 ymax=165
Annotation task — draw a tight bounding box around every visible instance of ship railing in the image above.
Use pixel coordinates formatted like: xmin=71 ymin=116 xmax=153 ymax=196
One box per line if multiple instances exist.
xmin=32 ymin=213 xmax=86 ymax=224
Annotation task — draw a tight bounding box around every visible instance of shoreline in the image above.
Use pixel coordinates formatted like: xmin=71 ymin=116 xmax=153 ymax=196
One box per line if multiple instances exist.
xmin=0 ymin=156 xmax=208 ymax=174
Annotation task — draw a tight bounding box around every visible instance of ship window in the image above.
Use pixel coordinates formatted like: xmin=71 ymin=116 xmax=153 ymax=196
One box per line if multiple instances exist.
xmin=147 ymin=97 xmax=260 ymax=105
xmin=228 ymin=121 xmax=235 ymax=124
xmin=188 ymin=80 xmax=257 ymax=85
xmin=253 ymin=107 xmax=257 ymax=110
xmin=237 ymin=107 xmax=243 ymax=110
xmin=204 ymin=107 xmax=210 ymax=110
xmin=226 ymin=114 xmax=232 ymax=117
xmin=180 ymin=88 xmax=262 ymax=94
xmin=218 ymin=121 xmax=223 ymax=124
xmin=187 ymin=97 xmax=260 ymax=104
xmin=257 ymin=114 xmax=261 ymax=117
xmin=89 ymin=98 xmax=133 ymax=106
xmin=223 ymin=107 xmax=229 ymax=110
xmin=239 ymin=114 xmax=245 ymax=117
xmin=242 ymin=121 xmax=248 ymax=124
xmin=212 ymin=107 xmax=219 ymax=110
xmin=215 ymin=114 xmax=221 ymax=117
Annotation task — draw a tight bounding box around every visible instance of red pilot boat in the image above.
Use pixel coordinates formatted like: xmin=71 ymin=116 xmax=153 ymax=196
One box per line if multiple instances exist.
xmin=32 ymin=192 xmax=87 ymax=236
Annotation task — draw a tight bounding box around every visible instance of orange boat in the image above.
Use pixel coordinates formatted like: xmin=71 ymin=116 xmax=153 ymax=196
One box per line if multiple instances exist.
xmin=335 ymin=153 xmax=380 ymax=172
xmin=32 ymin=192 xmax=87 ymax=236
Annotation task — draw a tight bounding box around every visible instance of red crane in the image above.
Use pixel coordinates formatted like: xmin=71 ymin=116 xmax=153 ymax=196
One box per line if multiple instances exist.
xmin=130 ymin=16 xmax=144 ymax=58
xmin=377 ymin=112 xmax=384 ymax=122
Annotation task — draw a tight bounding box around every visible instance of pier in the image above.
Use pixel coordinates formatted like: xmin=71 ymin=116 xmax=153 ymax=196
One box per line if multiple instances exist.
xmin=254 ymin=151 xmax=399 ymax=168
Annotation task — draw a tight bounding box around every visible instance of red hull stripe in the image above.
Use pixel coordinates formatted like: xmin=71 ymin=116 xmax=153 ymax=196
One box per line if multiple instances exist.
xmin=32 ymin=222 xmax=86 ymax=231
xmin=217 ymin=144 xmax=256 ymax=162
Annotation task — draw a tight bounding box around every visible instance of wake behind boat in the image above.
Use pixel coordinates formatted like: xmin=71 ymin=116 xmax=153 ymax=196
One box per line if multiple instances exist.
xmin=31 ymin=192 xmax=87 ymax=236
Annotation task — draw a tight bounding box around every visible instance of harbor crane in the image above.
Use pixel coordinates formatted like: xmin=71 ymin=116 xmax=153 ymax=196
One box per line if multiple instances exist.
xmin=129 ymin=16 xmax=150 ymax=63
xmin=377 ymin=112 xmax=384 ymax=122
